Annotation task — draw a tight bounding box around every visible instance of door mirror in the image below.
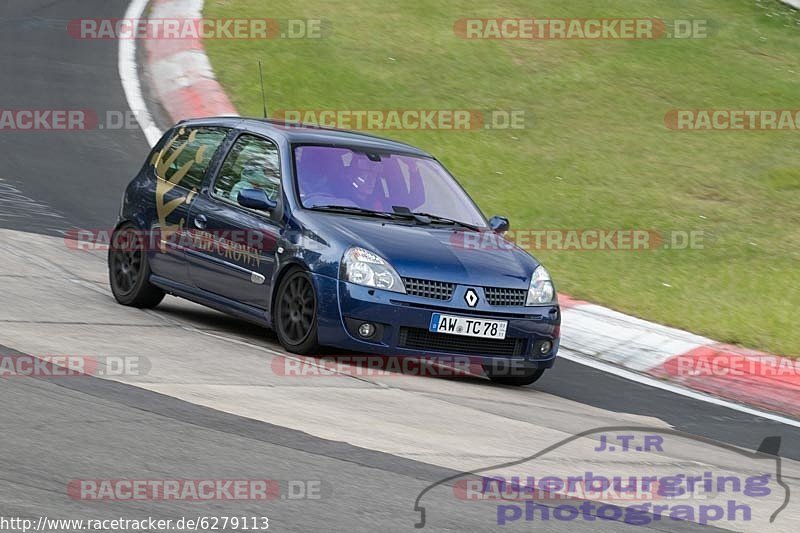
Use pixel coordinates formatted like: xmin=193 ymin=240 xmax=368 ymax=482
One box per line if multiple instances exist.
xmin=489 ymin=215 xmax=509 ymax=234
xmin=237 ymin=188 xmax=277 ymax=211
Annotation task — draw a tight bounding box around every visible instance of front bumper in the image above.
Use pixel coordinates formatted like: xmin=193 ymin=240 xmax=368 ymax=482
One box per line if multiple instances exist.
xmin=311 ymin=273 xmax=560 ymax=370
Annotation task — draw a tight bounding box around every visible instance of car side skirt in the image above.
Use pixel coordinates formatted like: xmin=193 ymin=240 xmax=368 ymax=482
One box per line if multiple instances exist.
xmin=150 ymin=275 xmax=271 ymax=328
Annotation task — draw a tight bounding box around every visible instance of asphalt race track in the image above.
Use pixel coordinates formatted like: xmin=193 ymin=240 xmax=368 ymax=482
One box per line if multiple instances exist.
xmin=1 ymin=1 xmax=799 ymax=532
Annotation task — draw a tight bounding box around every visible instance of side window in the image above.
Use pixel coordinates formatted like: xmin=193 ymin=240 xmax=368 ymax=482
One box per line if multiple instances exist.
xmin=213 ymin=134 xmax=281 ymax=205
xmin=155 ymin=126 xmax=228 ymax=190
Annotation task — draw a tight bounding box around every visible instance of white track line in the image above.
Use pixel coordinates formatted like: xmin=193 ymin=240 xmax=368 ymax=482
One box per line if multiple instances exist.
xmin=119 ymin=0 xmax=163 ymax=147
xmin=117 ymin=1 xmax=800 ymax=430
xmin=560 ymin=349 xmax=800 ymax=429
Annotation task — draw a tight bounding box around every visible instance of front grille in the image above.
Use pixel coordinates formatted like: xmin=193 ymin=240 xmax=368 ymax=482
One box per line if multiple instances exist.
xmin=484 ymin=286 xmax=527 ymax=306
xmin=402 ymin=277 xmax=455 ymax=300
xmin=399 ymin=327 xmax=524 ymax=357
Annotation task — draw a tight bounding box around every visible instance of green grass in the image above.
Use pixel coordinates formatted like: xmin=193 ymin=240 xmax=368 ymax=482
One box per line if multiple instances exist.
xmin=205 ymin=0 xmax=800 ymax=356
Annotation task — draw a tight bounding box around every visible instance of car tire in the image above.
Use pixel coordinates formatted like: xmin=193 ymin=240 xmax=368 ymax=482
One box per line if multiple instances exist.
xmin=108 ymin=223 xmax=165 ymax=308
xmin=483 ymin=366 xmax=545 ymax=386
xmin=274 ymin=268 xmax=321 ymax=354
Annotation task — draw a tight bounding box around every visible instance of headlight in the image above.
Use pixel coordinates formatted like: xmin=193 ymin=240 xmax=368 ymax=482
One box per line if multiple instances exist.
xmin=341 ymin=247 xmax=405 ymax=293
xmin=525 ymin=265 xmax=556 ymax=305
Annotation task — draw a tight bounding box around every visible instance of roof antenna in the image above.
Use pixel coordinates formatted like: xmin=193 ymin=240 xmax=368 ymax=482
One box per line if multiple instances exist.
xmin=258 ymin=60 xmax=268 ymax=119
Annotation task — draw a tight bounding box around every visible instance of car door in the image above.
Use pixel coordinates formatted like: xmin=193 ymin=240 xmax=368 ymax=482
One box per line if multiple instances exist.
xmin=185 ymin=133 xmax=283 ymax=310
xmin=146 ymin=125 xmax=229 ymax=285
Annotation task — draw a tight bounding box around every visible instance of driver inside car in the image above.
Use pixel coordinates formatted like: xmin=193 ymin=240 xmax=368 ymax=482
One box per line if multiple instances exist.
xmin=347 ymin=156 xmax=387 ymax=211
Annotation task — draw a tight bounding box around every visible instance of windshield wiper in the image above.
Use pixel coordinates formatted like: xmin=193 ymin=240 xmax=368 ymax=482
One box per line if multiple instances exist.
xmin=312 ymin=205 xmax=482 ymax=231
xmin=406 ymin=210 xmax=483 ymax=232
xmin=310 ymin=205 xmax=396 ymax=219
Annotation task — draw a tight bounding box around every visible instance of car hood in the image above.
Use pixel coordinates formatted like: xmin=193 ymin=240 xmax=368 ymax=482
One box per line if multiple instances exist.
xmin=310 ymin=214 xmax=539 ymax=288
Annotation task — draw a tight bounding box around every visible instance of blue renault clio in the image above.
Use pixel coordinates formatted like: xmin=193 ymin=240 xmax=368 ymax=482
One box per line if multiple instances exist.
xmin=109 ymin=117 xmax=560 ymax=385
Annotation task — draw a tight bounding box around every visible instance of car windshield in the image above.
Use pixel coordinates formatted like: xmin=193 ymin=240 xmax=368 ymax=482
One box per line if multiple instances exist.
xmin=293 ymin=145 xmax=487 ymax=228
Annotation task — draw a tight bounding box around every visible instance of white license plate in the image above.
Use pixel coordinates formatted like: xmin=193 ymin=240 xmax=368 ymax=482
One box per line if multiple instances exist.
xmin=429 ymin=313 xmax=508 ymax=340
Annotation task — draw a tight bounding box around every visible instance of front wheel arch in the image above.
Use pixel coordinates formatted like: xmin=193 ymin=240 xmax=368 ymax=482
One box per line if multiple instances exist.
xmin=272 ymin=266 xmax=321 ymax=354
xmin=269 ymin=261 xmax=312 ymax=328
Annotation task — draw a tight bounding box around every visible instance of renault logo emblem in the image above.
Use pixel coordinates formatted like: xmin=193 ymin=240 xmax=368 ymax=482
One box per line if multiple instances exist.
xmin=464 ymin=288 xmax=479 ymax=307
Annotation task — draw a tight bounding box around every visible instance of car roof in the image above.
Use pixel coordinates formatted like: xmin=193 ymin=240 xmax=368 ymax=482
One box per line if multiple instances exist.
xmin=177 ymin=116 xmax=433 ymax=158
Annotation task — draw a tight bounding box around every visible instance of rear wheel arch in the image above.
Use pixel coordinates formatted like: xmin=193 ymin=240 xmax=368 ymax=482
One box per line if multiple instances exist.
xmin=112 ymin=215 xmax=148 ymax=234
xmin=108 ymin=222 xmax=165 ymax=308
xmin=112 ymin=218 xmax=132 ymax=231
